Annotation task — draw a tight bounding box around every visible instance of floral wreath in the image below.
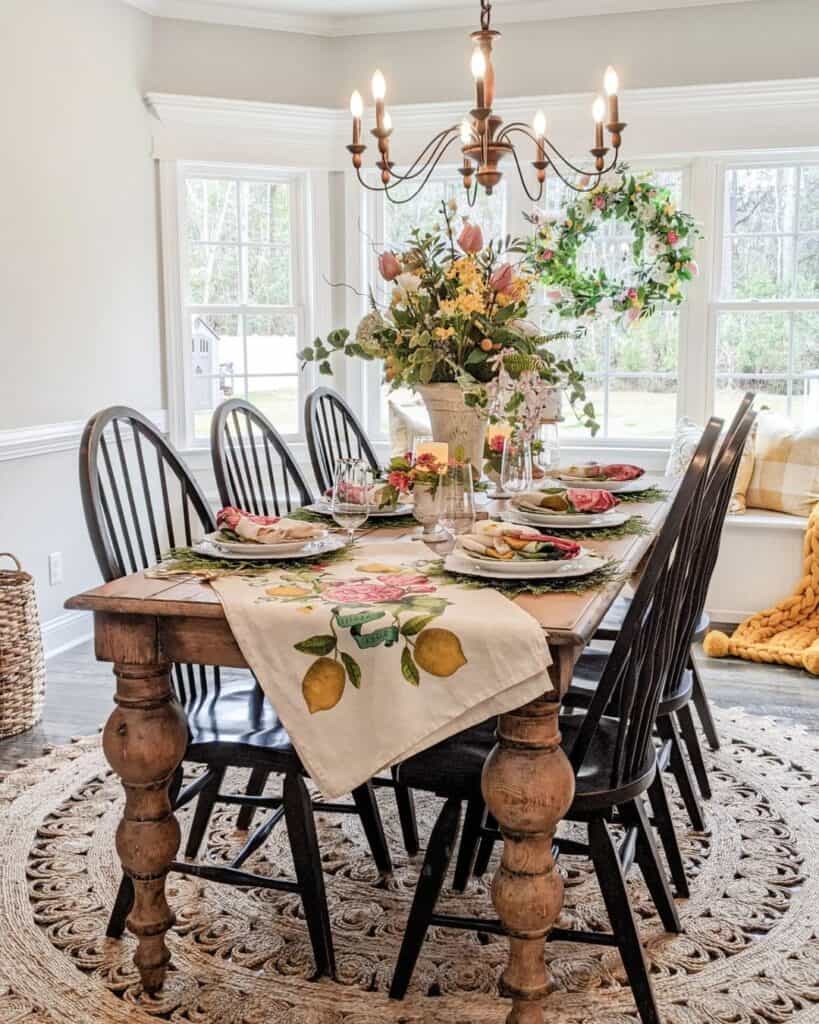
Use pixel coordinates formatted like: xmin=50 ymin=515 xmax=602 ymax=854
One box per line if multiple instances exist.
xmin=526 ymin=165 xmax=701 ymax=330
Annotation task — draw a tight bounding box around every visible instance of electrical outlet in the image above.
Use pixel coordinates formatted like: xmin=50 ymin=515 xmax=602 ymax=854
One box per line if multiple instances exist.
xmin=48 ymin=552 xmax=63 ymax=586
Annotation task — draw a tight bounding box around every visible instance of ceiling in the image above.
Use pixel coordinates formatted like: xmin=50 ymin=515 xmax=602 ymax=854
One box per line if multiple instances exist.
xmin=129 ymin=0 xmax=756 ymax=36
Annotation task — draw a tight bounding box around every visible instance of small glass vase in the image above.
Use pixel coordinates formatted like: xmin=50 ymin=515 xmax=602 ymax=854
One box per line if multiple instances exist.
xmin=500 ymin=437 xmax=533 ymax=496
xmin=412 ymin=480 xmax=446 ymax=541
xmin=536 ymin=422 xmax=561 ymax=479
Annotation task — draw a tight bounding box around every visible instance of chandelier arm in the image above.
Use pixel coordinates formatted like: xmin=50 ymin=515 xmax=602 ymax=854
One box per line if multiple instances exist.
xmin=544 ymin=138 xmax=621 ymax=181
xmin=383 ymin=125 xmax=461 ymax=183
xmin=506 ymin=140 xmax=545 ymax=203
xmin=358 ymin=134 xmax=462 ymax=204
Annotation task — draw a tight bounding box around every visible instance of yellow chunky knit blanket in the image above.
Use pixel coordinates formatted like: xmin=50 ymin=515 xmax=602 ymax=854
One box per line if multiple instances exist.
xmin=704 ymin=505 xmax=819 ymax=675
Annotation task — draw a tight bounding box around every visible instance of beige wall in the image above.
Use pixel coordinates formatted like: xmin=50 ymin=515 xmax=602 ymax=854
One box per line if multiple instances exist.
xmin=0 ymin=0 xmax=161 ymax=638
xmin=149 ymin=0 xmax=819 ymax=107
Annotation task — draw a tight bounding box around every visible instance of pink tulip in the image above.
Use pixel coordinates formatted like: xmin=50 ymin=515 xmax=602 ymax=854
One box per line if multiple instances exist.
xmin=578 ymin=174 xmax=591 ymax=187
xmin=458 ymin=221 xmax=484 ymax=254
xmin=489 ymin=262 xmax=515 ymax=294
xmin=687 ymin=260 xmax=700 ymax=277
xmin=378 ymin=251 xmax=401 ymax=281
xmin=667 ymin=230 xmax=679 ymax=245
xmin=627 ymin=306 xmax=642 ymax=323
xmin=541 ymin=249 xmax=555 ymax=262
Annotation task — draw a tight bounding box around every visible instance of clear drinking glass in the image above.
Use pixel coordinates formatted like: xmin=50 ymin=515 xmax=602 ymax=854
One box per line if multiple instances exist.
xmin=330 ymin=458 xmax=371 ymax=545
xmin=537 ymin=422 xmax=561 ymax=476
xmin=500 ymin=437 xmax=533 ymax=495
xmin=439 ymin=462 xmax=476 ymax=538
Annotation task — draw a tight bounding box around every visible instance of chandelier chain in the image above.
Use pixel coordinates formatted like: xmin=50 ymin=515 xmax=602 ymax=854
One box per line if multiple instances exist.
xmin=480 ymin=0 xmax=492 ymax=31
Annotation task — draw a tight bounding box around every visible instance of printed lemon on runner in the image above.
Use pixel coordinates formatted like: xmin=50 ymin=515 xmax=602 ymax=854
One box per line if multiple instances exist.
xmin=266 ymin=584 xmax=313 ymax=598
xmin=302 ymin=658 xmax=346 ymax=713
xmin=413 ymin=628 xmax=467 ymax=677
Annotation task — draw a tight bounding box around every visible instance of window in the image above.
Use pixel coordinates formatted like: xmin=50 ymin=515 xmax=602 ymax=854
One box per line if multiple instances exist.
xmin=365 ymin=172 xmax=507 ymax=438
xmin=539 ymin=170 xmax=686 ymax=441
xmin=713 ymin=163 xmax=819 ymax=422
xmin=179 ymin=167 xmax=309 ymax=444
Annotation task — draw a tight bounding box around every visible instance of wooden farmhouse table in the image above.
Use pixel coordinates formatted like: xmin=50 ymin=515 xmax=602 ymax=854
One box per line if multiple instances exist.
xmin=65 ymin=495 xmax=670 ymax=1024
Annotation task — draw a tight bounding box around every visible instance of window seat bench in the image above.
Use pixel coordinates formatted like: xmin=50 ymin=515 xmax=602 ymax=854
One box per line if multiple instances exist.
xmin=706 ymin=509 xmax=809 ymax=624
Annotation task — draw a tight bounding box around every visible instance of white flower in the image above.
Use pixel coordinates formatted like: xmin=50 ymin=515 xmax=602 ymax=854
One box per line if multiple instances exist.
xmin=509 ymin=318 xmax=540 ymax=337
xmin=392 ymin=273 xmax=422 ymax=304
xmin=595 ymin=297 xmax=616 ymax=320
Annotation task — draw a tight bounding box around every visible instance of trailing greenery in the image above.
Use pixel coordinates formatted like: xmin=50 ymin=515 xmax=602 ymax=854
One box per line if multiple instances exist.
xmin=146 ymin=544 xmax=353 ymax=579
xmin=615 ymin=487 xmax=668 ymax=504
xmin=497 ymin=515 xmax=650 ymax=541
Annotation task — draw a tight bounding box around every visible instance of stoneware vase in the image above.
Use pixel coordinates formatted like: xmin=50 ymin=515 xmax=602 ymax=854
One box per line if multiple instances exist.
xmin=416 ymin=382 xmax=488 ymax=471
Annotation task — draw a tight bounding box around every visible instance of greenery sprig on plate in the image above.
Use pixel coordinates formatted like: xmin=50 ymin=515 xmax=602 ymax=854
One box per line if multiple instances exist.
xmin=146 ymin=544 xmax=352 ymax=580
xmin=424 ymin=557 xmax=624 ymax=598
xmin=615 ymin=486 xmax=668 ymax=504
xmin=500 ymin=515 xmax=649 ymax=541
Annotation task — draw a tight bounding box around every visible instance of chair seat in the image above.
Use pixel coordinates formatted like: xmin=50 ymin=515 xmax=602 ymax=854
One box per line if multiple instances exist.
xmin=395 ymin=712 xmax=654 ymax=811
xmin=565 ymin=648 xmax=693 ymax=716
xmin=596 ymin=596 xmax=710 ymax=642
xmin=184 ymin=675 xmax=299 ymax=770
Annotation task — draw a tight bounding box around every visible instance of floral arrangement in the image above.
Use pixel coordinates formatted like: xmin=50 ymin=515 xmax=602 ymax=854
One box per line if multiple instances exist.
xmin=526 ymin=165 xmax=700 ymax=329
xmin=380 ymin=450 xmax=448 ymax=508
xmin=299 ymin=200 xmax=598 ymax=439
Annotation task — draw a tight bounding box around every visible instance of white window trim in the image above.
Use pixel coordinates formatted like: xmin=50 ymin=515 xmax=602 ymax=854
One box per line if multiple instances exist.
xmin=709 ymin=152 xmax=819 ymax=421
xmin=160 ymin=159 xmax=328 ymax=454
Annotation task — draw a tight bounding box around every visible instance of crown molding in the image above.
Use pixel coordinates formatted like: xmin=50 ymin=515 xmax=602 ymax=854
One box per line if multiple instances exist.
xmin=147 ymin=76 xmax=819 ymax=135
xmin=0 ymin=411 xmax=168 ymax=463
xmin=125 ymin=0 xmax=755 ymax=37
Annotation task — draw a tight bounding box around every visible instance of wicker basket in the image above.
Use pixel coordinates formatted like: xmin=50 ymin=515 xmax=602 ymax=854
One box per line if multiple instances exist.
xmin=0 ymin=553 xmax=46 ymax=739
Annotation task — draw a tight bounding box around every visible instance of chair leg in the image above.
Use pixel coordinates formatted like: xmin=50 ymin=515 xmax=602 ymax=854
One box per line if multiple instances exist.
xmin=690 ymin=652 xmax=720 ymax=751
xmin=677 ymin=703 xmax=712 ymax=800
xmin=107 ymin=765 xmax=185 ymax=938
xmin=473 ymin=812 xmax=498 ymax=878
xmin=390 ymin=797 xmax=462 ymax=1000
xmin=452 ymin=797 xmax=486 ymax=892
xmin=283 ymin=772 xmax=336 ymax=980
xmin=620 ymin=798 xmax=681 ymax=934
xmin=647 ymin=770 xmax=689 ymax=899
xmin=588 ymin=817 xmax=662 ymax=1024
xmin=391 ymin=767 xmax=420 ymax=857
xmin=658 ymin=715 xmax=706 ymax=833
xmin=185 ymin=766 xmax=226 ymax=859
xmin=236 ymin=767 xmax=271 ymax=831
xmin=351 ymin=781 xmax=393 ymax=876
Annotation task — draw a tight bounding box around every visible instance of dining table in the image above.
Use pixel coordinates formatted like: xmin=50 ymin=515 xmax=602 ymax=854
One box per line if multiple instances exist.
xmin=65 ymin=493 xmax=670 ymax=1024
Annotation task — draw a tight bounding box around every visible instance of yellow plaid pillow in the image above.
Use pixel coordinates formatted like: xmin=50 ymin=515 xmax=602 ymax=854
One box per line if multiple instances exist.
xmin=728 ymin=419 xmax=757 ymax=514
xmin=746 ymin=414 xmax=819 ymax=515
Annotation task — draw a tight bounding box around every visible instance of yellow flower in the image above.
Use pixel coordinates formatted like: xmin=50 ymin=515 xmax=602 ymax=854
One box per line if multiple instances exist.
xmin=434 ymin=326 xmax=456 ymax=340
xmin=439 ymin=293 xmax=485 ymax=317
xmin=664 ymin=203 xmax=676 ymax=217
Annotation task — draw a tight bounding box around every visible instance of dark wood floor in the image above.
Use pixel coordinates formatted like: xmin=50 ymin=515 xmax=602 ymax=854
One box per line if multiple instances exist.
xmin=1 ymin=639 xmax=818 ymax=773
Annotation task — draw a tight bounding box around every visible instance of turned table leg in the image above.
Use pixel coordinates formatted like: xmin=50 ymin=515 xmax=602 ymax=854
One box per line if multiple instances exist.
xmin=481 ymin=645 xmax=577 ymax=1024
xmin=100 ymin=619 xmax=188 ymax=994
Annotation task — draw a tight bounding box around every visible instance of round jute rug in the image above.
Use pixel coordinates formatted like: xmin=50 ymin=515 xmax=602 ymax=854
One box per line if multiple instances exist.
xmin=0 ymin=707 xmax=817 ymax=1024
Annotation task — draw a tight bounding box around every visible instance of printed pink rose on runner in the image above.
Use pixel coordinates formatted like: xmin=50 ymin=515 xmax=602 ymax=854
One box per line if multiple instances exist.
xmin=321 ymin=574 xmax=436 ymax=605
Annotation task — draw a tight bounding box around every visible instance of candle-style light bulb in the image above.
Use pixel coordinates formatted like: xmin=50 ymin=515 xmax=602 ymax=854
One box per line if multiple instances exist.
xmin=460 ymin=119 xmax=473 ymax=145
xmin=603 ymin=65 xmax=620 ymax=124
xmin=382 ymin=110 xmax=392 ymax=133
xmin=371 ymin=69 xmax=386 ymax=101
xmin=533 ymin=109 xmax=547 ymax=139
xmin=350 ymin=89 xmax=363 ymax=147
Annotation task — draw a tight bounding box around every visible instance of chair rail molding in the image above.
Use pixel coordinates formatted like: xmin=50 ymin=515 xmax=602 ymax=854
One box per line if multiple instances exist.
xmin=0 ymin=411 xmax=168 ymax=463
xmin=147 ymin=78 xmax=819 ymax=165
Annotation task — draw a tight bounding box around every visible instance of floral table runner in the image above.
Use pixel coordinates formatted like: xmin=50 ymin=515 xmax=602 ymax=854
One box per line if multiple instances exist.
xmin=211 ymin=541 xmax=553 ymax=798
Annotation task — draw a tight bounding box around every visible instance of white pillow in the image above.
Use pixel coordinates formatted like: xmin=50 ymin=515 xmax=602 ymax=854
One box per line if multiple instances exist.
xmin=665 ymin=417 xmax=702 ymax=478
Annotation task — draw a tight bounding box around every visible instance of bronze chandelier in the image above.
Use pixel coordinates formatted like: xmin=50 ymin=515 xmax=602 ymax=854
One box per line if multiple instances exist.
xmin=347 ymin=0 xmax=627 ymax=205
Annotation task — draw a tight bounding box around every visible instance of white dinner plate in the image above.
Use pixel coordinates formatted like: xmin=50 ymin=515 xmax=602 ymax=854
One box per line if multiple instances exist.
xmin=445 ymin=550 xmax=607 ymax=580
xmin=501 ymin=508 xmax=630 ymax=529
xmin=307 ymin=501 xmax=414 ymax=519
xmin=543 ymin=474 xmax=657 ymax=494
xmin=205 ymin=531 xmax=328 ymax=557
xmin=194 ymin=534 xmax=347 ymax=562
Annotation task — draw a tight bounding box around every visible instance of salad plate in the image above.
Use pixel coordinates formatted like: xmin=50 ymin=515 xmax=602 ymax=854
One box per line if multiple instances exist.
xmin=445 ymin=550 xmax=607 ymax=580
xmin=500 ymin=508 xmax=630 ymax=529
xmin=193 ymin=534 xmax=346 ymax=562
xmin=204 ymin=531 xmax=328 ymax=557
xmin=307 ymin=501 xmax=414 ymax=519
xmin=544 ymin=475 xmax=658 ymax=495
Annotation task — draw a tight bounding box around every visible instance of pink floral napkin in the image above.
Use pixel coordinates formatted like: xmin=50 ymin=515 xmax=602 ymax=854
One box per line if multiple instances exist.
xmin=211 ymin=540 xmax=553 ymax=798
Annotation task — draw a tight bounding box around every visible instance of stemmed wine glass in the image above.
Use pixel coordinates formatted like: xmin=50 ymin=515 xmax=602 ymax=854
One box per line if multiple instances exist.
xmin=500 ymin=437 xmax=533 ymax=496
xmin=330 ymin=458 xmax=371 ymax=546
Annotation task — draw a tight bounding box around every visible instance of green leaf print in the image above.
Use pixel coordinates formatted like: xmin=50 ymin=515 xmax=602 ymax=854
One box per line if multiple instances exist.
xmin=401 ymin=614 xmax=436 ymax=637
xmin=340 ymin=651 xmax=362 ymax=689
xmin=294 ymin=635 xmax=337 ymax=656
xmin=401 ymin=647 xmax=420 ymax=686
